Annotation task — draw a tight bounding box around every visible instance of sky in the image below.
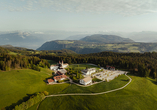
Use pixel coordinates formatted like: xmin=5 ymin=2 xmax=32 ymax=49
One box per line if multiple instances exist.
xmin=1 ymin=0 xmax=157 ymax=32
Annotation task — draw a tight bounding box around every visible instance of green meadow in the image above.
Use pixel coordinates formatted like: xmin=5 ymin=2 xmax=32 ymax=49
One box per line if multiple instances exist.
xmin=38 ymin=74 xmax=157 ymax=110
xmin=69 ymin=64 xmax=99 ymax=71
xmin=0 ymin=68 xmax=69 ymax=109
xmin=61 ymin=75 xmax=129 ymax=93
xmin=1 ymin=62 xmax=157 ymax=110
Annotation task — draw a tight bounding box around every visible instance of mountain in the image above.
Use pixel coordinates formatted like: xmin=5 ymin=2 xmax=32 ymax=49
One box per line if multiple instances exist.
xmin=37 ymin=40 xmax=88 ymax=51
xmin=0 ymin=44 xmax=35 ymax=51
xmin=121 ymin=31 xmax=157 ymax=42
xmin=80 ymin=34 xmax=134 ymax=43
xmin=0 ymin=32 xmax=45 ymax=49
xmin=0 ymin=45 xmax=14 ymax=48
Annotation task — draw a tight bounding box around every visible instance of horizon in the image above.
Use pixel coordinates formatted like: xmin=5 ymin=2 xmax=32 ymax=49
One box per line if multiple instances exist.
xmin=1 ymin=0 xmax=157 ymax=49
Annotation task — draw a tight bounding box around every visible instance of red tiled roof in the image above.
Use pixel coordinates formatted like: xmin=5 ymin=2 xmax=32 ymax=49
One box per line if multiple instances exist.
xmin=47 ymin=79 xmax=54 ymax=83
xmin=53 ymin=75 xmax=67 ymax=80
xmin=106 ymin=65 xmax=115 ymax=68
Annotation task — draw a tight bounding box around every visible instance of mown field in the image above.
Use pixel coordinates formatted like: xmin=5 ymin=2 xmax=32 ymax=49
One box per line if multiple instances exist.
xmin=61 ymin=75 xmax=129 ymax=93
xmin=0 ymin=68 xmax=69 ymax=109
xmin=69 ymin=64 xmax=100 ymax=71
xmin=38 ymin=74 xmax=157 ymax=110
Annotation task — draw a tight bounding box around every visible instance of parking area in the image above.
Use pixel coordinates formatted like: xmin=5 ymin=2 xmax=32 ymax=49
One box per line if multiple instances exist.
xmin=92 ymin=70 xmax=126 ymax=82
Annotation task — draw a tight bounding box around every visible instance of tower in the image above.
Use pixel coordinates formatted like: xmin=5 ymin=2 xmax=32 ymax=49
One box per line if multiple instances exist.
xmin=62 ymin=60 xmax=64 ymax=66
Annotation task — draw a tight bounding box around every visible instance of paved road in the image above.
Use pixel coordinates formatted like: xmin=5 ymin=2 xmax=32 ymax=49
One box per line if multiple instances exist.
xmin=46 ymin=74 xmax=132 ymax=97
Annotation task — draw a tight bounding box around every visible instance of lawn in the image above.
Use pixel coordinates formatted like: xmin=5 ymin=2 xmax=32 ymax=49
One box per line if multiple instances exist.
xmin=61 ymin=74 xmax=129 ymax=93
xmin=0 ymin=68 xmax=69 ymax=109
xmin=38 ymin=74 xmax=157 ymax=110
xmin=69 ymin=64 xmax=99 ymax=71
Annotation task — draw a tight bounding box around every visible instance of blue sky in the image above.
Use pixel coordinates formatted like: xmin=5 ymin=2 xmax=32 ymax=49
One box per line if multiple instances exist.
xmin=1 ymin=0 xmax=157 ymax=32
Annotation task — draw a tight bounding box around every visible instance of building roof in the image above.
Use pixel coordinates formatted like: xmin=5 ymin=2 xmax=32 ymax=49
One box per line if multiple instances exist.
xmin=106 ymin=65 xmax=115 ymax=69
xmin=47 ymin=79 xmax=54 ymax=83
xmin=53 ymin=75 xmax=67 ymax=81
xmin=50 ymin=65 xmax=58 ymax=67
xmin=63 ymin=63 xmax=69 ymax=65
xmin=82 ymin=76 xmax=92 ymax=83
xmin=81 ymin=68 xmax=96 ymax=73
xmin=56 ymin=71 xmax=63 ymax=76
xmin=58 ymin=69 xmax=67 ymax=74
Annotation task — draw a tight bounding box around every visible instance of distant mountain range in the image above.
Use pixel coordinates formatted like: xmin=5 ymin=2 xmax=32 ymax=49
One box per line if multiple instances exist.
xmin=126 ymin=31 xmax=157 ymax=42
xmin=80 ymin=34 xmax=134 ymax=43
xmin=1 ymin=31 xmax=157 ymax=51
xmin=38 ymin=34 xmax=157 ymax=54
xmin=37 ymin=34 xmax=134 ymax=51
xmin=0 ymin=32 xmax=44 ymax=49
xmin=0 ymin=44 xmax=34 ymax=51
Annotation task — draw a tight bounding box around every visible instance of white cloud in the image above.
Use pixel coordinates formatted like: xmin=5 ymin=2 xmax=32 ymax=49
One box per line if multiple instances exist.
xmin=2 ymin=0 xmax=157 ymax=15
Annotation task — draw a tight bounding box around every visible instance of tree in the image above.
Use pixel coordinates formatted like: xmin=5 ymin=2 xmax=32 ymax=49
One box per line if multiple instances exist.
xmin=144 ymin=68 xmax=150 ymax=77
xmin=154 ymin=72 xmax=157 ymax=82
xmin=43 ymin=91 xmax=49 ymax=96
xmin=76 ymin=71 xmax=79 ymax=79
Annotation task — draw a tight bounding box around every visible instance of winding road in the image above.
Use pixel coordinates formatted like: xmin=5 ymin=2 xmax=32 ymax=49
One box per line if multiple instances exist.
xmin=37 ymin=74 xmax=132 ymax=110
xmin=46 ymin=74 xmax=132 ymax=97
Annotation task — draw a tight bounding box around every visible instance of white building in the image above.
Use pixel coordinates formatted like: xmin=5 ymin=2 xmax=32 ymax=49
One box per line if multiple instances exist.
xmin=50 ymin=61 xmax=69 ymax=70
xmin=50 ymin=65 xmax=58 ymax=70
xmin=81 ymin=68 xmax=96 ymax=75
xmin=80 ymin=76 xmax=92 ymax=85
xmin=62 ymin=63 xmax=69 ymax=68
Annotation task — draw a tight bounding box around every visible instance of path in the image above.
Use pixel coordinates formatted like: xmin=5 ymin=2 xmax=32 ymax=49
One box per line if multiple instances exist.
xmin=37 ymin=74 xmax=132 ymax=110
xmin=46 ymin=74 xmax=132 ymax=97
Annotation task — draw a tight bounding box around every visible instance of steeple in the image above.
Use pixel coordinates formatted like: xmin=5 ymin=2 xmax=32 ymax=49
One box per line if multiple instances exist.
xmin=62 ymin=60 xmax=64 ymax=66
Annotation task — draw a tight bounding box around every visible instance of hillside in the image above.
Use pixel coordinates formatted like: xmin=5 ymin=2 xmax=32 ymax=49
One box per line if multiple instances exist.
xmin=37 ymin=40 xmax=88 ymax=51
xmin=80 ymin=34 xmax=134 ymax=43
xmin=0 ymin=32 xmax=44 ymax=49
xmin=0 ymin=68 xmax=69 ymax=109
xmin=37 ymin=39 xmax=157 ymax=54
xmin=37 ymin=75 xmax=157 ymax=110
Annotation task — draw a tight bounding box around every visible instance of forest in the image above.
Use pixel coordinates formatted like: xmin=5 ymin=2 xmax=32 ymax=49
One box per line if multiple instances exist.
xmin=1 ymin=46 xmax=157 ymax=80
xmin=0 ymin=52 xmax=50 ymax=72
xmin=36 ymin=51 xmax=157 ymax=79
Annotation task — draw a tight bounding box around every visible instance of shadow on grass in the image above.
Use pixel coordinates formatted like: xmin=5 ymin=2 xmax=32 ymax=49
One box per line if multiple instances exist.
xmin=43 ymin=76 xmax=53 ymax=83
xmin=147 ymin=78 xmax=157 ymax=85
xmin=5 ymin=93 xmax=36 ymax=110
xmin=121 ymin=79 xmax=130 ymax=82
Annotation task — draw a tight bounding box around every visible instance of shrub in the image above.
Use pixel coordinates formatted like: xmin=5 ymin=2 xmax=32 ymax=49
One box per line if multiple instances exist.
xmin=43 ymin=91 xmax=49 ymax=96
xmin=13 ymin=92 xmax=46 ymax=110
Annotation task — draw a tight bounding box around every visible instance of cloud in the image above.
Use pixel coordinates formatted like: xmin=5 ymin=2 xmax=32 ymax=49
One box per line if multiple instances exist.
xmin=2 ymin=0 xmax=157 ymax=15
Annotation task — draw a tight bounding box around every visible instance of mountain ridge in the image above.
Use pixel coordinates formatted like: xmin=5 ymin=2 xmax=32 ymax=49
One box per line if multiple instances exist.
xmin=80 ymin=34 xmax=134 ymax=43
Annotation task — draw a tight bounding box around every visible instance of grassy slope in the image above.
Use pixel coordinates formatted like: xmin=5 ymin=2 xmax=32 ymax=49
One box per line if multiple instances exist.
xmin=0 ymin=68 xmax=69 ymax=109
xmin=38 ymin=74 xmax=157 ymax=110
xmin=69 ymin=64 xmax=99 ymax=71
xmin=61 ymin=75 xmax=128 ymax=93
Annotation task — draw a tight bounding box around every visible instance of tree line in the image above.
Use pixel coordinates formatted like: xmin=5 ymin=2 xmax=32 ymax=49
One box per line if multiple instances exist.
xmin=0 ymin=53 xmax=50 ymax=72
xmin=36 ymin=51 xmax=157 ymax=79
